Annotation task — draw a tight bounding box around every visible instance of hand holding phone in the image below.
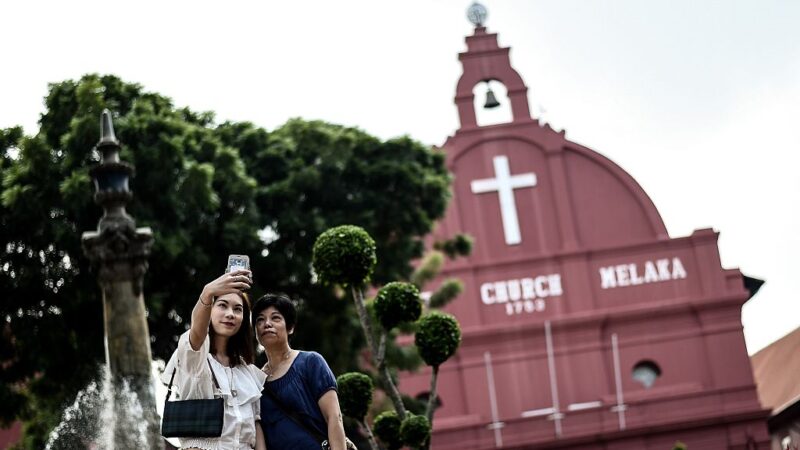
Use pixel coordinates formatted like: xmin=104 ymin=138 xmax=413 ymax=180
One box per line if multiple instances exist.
xmin=200 ymin=255 xmax=252 ymax=302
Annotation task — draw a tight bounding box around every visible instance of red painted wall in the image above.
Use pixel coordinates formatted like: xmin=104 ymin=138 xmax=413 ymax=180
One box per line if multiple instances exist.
xmin=399 ymin=26 xmax=769 ymax=450
xmin=0 ymin=421 xmax=22 ymax=449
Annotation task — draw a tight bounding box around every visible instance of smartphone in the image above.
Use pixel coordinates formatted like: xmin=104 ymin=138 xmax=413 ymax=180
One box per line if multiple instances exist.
xmin=226 ymin=254 xmax=250 ymax=273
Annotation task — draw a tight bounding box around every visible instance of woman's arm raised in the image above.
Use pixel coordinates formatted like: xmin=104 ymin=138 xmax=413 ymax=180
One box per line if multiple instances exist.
xmin=188 ymin=269 xmax=252 ymax=351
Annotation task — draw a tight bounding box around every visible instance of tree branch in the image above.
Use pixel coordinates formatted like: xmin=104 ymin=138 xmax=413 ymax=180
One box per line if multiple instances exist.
xmin=381 ymin=365 xmax=407 ymax=420
xmin=351 ymin=286 xmax=379 ymax=357
xmin=359 ymin=419 xmax=380 ymax=450
xmin=351 ymin=286 xmax=407 ymax=419
xmin=425 ymin=365 xmax=440 ymax=421
xmin=377 ymin=332 xmax=387 ymax=369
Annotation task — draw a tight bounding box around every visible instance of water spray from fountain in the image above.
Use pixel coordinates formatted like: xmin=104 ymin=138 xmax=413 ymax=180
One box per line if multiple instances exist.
xmin=45 ymin=366 xmax=150 ymax=449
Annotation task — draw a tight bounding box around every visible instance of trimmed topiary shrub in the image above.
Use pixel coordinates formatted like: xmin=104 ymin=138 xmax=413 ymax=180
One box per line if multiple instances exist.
xmin=373 ymin=410 xmax=403 ymax=450
xmin=374 ymin=282 xmax=423 ymax=330
xmin=399 ymin=413 xmax=431 ymax=448
xmin=312 ymin=225 xmax=377 ymax=287
xmin=336 ymin=372 xmax=374 ymax=421
xmin=415 ymin=311 xmax=461 ymax=367
xmin=401 ymin=394 xmax=427 ymax=416
xmin=410 ymin=251 xmax=444 ymax=287
xmin=434 ymin=233 xmax=473 ymax=259
xmin=428 ymin=278 xmax=464 ymax=308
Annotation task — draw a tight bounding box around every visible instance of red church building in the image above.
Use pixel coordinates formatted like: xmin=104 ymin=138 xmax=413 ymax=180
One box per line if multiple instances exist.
xmin=400 ymin=8 xmax=771 ymax=450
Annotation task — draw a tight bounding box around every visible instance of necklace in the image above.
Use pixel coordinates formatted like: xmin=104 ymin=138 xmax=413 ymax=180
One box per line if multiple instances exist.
xmin=225 ymin=366 xmax=238 ymax=398
xmin=264 ymin=349 xmax=293 ymax=379
xmin=212 ymin=354 xmax=238 ymax=397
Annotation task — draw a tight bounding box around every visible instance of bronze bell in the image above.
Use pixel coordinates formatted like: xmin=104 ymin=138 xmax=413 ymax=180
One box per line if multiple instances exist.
xmin=484 ymin=87 xmax=500 ymax=109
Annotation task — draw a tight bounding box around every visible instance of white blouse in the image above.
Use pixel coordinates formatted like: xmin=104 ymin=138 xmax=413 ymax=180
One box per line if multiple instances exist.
xmin=161 ymin=331 xmax=267 ymax=450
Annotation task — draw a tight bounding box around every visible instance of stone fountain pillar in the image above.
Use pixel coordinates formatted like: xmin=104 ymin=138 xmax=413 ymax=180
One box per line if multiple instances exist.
xmin=82 ymin=109 xmax=162 ymax=449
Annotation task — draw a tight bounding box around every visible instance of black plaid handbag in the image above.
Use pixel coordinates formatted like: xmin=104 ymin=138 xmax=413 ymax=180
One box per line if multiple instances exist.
xmin=161 ymin=358 xmax=224 ymax=438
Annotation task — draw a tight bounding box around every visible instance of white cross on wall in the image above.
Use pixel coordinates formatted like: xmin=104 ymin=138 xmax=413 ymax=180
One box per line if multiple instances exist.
xmin=470 ymin=155 xmax=537 ymax=245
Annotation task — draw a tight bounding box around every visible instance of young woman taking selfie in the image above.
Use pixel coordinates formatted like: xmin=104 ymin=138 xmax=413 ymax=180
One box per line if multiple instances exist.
xmin=161 ymin=270 xmax=267 ymax=450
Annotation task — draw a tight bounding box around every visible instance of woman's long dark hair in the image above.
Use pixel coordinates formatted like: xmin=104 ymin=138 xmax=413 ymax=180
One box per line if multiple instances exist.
xmin=209 ymin=292 xmax=255 ymax=366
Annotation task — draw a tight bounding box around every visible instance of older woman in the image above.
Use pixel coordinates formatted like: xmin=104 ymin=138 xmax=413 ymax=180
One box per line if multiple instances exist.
xmin=253 ymin=294 xmax=347 ymax=450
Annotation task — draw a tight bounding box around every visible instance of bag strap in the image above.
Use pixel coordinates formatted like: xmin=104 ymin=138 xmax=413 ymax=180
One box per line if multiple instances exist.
xmin=206 ymin=358 xmax=222 ymax=391
xmin=164 ymin=357 xmax=223 ymax=403
xmin=164 ymin=365 xmax=178 ymax=404
xmin=262 ymin=382 xmax=327 ymax=444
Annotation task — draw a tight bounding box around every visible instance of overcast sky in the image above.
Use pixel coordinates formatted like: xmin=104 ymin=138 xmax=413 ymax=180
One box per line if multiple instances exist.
xmin=1 ymin=0 xmax=798 ymax=354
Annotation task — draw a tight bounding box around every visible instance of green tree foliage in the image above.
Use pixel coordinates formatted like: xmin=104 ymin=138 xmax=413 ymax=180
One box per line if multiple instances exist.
xmin=373 ymin=411 xmax=402 ymax=450
xmin=313 ymin=226 xmax=465 ymax=450
xmin=414 ymin=311 xmax=462 ymax=421
xmin=217 ymin=118 xmax=450 ymax=286
xmin=313 ymin=225 xmax=377 ymax=287
xmin=373 ymin=282 xmax=422 ymax=330
xmin=415 ymin=312 xmax=462 ymax=368
xmin=336 ymin=372 xmax=374 ymax=421
xmin=399 ymin=414 xmax=431 ymax=449
xmin=409 ymin=250 xmax=444 ymax=288
xmin=0 ymin=74 xmax=451 ymax=447
xmin=427 ymin=278 xmax=464 ymax=309
xmin=433 ymin=233 xmax=473 ymax=259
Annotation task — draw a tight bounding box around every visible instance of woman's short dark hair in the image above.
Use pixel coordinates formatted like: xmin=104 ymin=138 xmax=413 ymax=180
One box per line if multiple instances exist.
xmin=209 ymin=292 xmax=254 ymax=366
xmin=252 ymin=293 xmax=297 ymax=332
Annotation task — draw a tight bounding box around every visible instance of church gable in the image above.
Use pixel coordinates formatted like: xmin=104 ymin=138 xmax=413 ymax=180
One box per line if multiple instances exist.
xmin=443 ymin=132 xmax=670 ymax=260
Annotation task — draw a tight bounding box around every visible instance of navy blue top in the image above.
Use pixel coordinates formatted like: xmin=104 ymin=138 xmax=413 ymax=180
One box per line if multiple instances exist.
xmin=260 ymin=351 xmax=337 ymax=450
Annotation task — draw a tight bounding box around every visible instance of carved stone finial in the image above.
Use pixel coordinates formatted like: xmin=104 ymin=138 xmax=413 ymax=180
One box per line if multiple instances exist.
xmin=99 ymin=109 xmax=120 ymax=147
xmin=97 ymin=109 xmax=121 ymax=164
xmin=85 ymin=109 xmax=139 ymax=248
